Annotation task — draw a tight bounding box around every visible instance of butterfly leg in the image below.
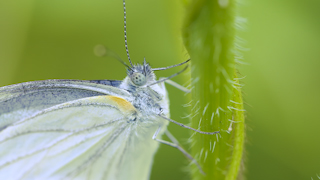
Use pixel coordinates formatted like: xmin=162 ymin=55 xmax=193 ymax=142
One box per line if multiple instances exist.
xmin=156 ymin=114 xmax=220 ymax=135
xmin=152 ymin=126 xmax=205 ymax=175
xmin=161 ymin=78 xmax=191 ymax=93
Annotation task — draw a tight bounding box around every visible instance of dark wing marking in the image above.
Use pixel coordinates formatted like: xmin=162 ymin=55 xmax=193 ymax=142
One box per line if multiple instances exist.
xmin=88 ymin=80 xmax=122 ymax=87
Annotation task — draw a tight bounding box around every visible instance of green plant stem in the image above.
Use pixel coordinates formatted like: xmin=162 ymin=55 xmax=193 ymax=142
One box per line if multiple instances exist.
xmin=182 ymin=0 xmax=245 ymax=180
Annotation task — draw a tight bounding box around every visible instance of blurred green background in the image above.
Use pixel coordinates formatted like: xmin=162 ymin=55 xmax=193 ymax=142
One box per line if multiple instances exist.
xmin=0 ymin=0 xmax=319 ymax=180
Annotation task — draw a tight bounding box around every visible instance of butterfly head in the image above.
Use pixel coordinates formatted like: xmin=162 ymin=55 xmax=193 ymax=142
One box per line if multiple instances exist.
xmin=127 ymin=58 xmax=155 ymax=87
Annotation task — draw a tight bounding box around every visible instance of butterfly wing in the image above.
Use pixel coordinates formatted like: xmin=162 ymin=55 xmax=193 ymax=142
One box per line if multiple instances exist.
xmin=0 ymin=95 xmax=160 ymax=180
xmin=0 ymin=79 xmax=131 ymax=130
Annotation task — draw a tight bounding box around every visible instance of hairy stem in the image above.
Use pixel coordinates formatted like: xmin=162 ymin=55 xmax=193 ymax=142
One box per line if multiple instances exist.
xmin=182 ymin=0 xmax=245 ymax=179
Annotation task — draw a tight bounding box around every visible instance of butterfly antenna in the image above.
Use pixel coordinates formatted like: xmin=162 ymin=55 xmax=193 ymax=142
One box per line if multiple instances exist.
xmin=123 ymin=0 xmax=133 ymax=67
xmin=152 ymin=59 xmax=190 ymax=71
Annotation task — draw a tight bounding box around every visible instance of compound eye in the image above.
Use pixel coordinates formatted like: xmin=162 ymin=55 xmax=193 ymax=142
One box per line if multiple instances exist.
xmin=131 ymin=72 xmax=146 ymax=86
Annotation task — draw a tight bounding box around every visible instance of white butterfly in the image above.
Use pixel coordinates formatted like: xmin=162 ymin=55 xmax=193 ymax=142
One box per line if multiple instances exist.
xmin=0 ymin=0 xmax=218 ymax=180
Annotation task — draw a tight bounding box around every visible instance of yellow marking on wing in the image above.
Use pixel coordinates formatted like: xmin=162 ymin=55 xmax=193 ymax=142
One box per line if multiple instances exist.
xmin=99 ymin=95 xmax=136 ymax=114
xmin=108 ymin=96 xmax=135 ymax=111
